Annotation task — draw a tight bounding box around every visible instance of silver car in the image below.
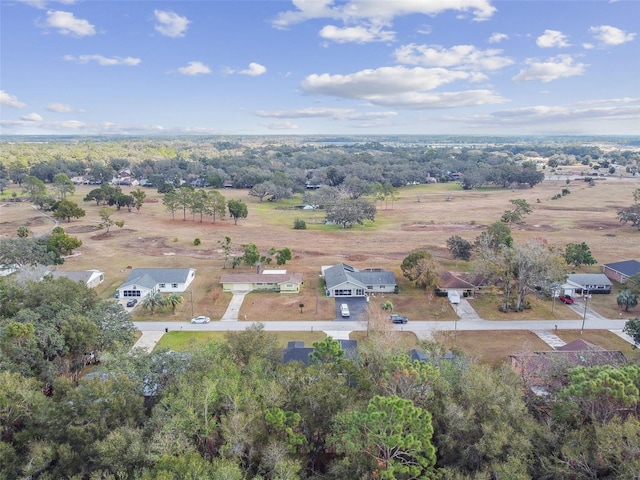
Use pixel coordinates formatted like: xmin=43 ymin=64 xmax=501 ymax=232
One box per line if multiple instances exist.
xmin=190 ymin=315 xmax=211 ymax=324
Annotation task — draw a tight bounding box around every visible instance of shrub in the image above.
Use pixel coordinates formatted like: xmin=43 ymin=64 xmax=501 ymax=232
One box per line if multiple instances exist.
xmin=561 ymin=188 xmax=570 ymax=196
xmin=293 ymin=218 xmax=307 ymax=230
xmin=193 ymin=238 xmax=201 ymax=246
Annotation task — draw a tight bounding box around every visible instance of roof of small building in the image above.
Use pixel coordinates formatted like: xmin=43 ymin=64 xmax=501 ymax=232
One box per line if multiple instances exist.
xmin=120 ymin=268 xmax=194 ymax=289
xmin=567 ymin=273 xmax=612 ymax=287
xmin=603 ymin=260 xmax=640 ymax=277
xmin=49 ymin=269 xmax=103 ymax=284
xmin=220 ymin=273 xmax=303 ymax=284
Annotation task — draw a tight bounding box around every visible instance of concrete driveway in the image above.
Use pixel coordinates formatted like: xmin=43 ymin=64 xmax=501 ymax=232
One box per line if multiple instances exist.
xmin=220 ymin=292 xmax=247 ymax=321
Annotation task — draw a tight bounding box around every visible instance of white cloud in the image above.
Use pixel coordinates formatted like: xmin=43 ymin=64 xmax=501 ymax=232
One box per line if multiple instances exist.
xmin=47 ymin=102 xmax=73 ymax=112
xmin=589 ymin=25 xmax=636 ymax=46
xmin=319 ymin=24 xmax=395 ymax=43
xmin=154 ymin=10 xmax=190 ymax=38
xmin=255 ymin=107 xmax=398 ymax=120
xmin=301 ymin=66 xmax=506 ymax=109
xmin=45 ymin=10 xmax=95 ymax=36
xmin=63 ymin=54 xmax=141 ymax=66
xmin=18 ymin=0 xmax=76 ymax=7
xmin=262 ymin=121 xmax=299 ymax=130
xmin=488 ymin=32 xmax=508 ymax=44
xmin=0 ymin=90 xmax=27 ymax=109
xmin=21 ymin=113 xmax=43 ymax=122
xmin=272 ymin=0 xmax=496 ymax=29
xmin=513 ymin=55 xmax=587 ymax=82
xmin=394 ymin=44 xmax=513 ymax=71
xmin=536 ymin=29 xmax=570 ymax=48
xmin=225 ymin=62 xmax=267 ymax=76
xmin=177 ymin=61 xmax=211 ymax=75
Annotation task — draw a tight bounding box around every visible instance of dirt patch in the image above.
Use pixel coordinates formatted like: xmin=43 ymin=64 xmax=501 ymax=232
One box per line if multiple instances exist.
xmin=521 ymin=224 xmax=561 ymax=232
xmin=576 ymin=221 xmax=623 ymax=231
xmin=66 ymin=225 xmax=102 ymax=234
xmin=401 ymin=222 xmax=483 ymax=232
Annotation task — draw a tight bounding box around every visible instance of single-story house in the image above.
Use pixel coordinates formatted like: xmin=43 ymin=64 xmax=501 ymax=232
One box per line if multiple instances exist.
xmin=560 ymin=273 xmax=612 ymax=296
xmin=117 ymin=268 xmax=196 ymax=299
xmin=282 ymin=339 xmax=358 ymax=365
xmin=603 ymin=260 xmax=640 ymax=284
xmin=436 ymin=271 xmax=489 ymax=298
xmin=510 ymin=339 xmax=627 ymax=393
xmin=48 ymin=269 xmax=105 ymax=288
xmin=321 ymin=263 xmax=397 ymax=297
xmin=220 ymin=271 xmax=303 ymax=293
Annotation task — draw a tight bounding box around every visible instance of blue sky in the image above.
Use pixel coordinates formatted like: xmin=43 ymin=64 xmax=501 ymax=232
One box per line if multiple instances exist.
xmin=1 ymin=0 xmax=638 ymax=136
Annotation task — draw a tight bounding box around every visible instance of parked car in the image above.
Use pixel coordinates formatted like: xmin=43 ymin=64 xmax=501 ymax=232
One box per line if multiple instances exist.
xmin=340 ymin=304 xmax=350 ymax=317
xmin=559 ymin=295 xmax=574 ymax=304
xmin=191 ymin=315 xmax=211 ymax=324
xmin=389 ymin=314 xmax=408 ymax=324
xmin=126 ymin=299 xmax=138 ymax=308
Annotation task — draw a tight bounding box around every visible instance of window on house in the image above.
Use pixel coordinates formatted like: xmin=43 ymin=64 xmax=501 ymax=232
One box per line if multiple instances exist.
xmin=172 ymin=283 xmax=178 ymax=288
xmin=159 ymin=283 xmax=166 ymax=288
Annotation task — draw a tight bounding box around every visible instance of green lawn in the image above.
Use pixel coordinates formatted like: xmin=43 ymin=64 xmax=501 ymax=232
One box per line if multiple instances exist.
xmin=155 ymin=330 xmax=328 ymax=352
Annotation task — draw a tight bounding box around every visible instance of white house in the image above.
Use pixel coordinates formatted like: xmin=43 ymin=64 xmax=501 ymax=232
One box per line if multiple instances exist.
xmin=117 ymin=268 xmax=196 ymax=299
xmin=321 ymin=263 xmax=397 ymax=297
xmin=49 ymin=269 xmax=105 ymax=288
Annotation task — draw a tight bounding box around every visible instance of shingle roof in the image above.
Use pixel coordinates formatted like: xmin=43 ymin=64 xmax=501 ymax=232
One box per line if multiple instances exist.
xmin=50 ymin=270 xmax=99 ymax=284
xmin=220 ymin=273 xmax=303 ymax=284
xmin=567 ymin=273 xmax=612 ymax=287
xmin=603 ymin=260 xmax=640 ymax=277
xmin=120 ymin=268 xmax=193 ymax=289
xmin=323 ymin=263 xmax=396 ymax=289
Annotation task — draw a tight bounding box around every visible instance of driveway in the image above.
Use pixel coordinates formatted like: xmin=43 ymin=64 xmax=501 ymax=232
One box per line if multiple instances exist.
xmin=334 ymin=297 xmax=368 ymax=321
xmin=220 ymin=292 xmax=247 ymax=321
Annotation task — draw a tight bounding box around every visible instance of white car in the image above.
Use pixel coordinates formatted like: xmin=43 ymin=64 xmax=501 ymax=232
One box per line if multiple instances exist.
xmin=190 ymin=315 xmax=211 ymax=324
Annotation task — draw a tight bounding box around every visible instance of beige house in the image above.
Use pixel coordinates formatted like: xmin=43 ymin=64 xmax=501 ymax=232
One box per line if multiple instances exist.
xmin=220 ymin=271 xmax=303 ymax=293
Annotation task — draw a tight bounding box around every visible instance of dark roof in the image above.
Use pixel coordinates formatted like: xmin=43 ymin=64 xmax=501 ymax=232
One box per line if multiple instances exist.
xmin=603 ymin=260 xmax=640 ymax=277
xmin=49 ymin=269 xmax=102 ymax=284
xmin=566 ymin=274 xmax=612 ymax=287
xmin=282 ymin=339 xmax=359 ymax=365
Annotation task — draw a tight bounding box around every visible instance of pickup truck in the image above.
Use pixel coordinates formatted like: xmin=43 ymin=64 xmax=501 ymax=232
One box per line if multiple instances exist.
xmin=389 ymin=314 xmax=408 ymax=324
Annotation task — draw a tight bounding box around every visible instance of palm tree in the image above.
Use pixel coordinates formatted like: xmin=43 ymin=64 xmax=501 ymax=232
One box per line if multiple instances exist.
xmin=617 ymin=289 xmax=638 ymax=312
xmin=165 ymin=293 xmax=183 ymax=315
xmin=381 ymin=300 xmax=394 ymax=312
xmin=141 ymin=291 xmax=165 ymax=315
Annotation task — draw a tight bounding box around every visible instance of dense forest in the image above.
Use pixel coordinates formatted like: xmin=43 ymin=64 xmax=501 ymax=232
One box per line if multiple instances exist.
xmin=1 ymin=136 xmax=638 ymax=198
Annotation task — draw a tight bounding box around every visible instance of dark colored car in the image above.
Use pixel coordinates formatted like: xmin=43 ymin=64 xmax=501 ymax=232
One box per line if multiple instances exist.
xmin=390 ymin=314 xmax=409 ymax=324
xmin=126 ymin=298 xmax=138 ymax=308
xmin=559 ymin=295 xmax=574 ymax=304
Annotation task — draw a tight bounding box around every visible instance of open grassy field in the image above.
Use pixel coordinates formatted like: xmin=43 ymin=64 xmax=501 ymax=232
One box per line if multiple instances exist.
xmin=1 ymin=175 xmax=639 ymax=325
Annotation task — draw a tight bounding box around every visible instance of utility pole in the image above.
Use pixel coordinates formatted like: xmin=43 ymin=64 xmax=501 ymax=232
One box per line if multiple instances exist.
xmin=580 ymin=289 xmax=590 ymax=335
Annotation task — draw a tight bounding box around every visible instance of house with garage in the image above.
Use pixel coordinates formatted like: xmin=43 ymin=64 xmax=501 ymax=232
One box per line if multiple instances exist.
xmin=559 ymin=273 xmax=612 ymax=297
xmin=220 ymin=270 xmax=303 ymax=293
xmin=116 ymin=268 xmax=196 ymax=299
xmin=321 ymin=263 xmax=397 ymax=297
xmin=48 ymin=269 xmax=105 ymax=288
xmin=603 ymin=260 xmax=640 ymax=284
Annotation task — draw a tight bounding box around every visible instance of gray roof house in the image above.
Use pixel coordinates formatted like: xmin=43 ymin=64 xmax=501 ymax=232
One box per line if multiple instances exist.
xmin=603 ymin=260 xmax=640 ymax=284
xmin=49 ymin=269 xmax=105 ymax=289
xmin=117 ymin=268 xmax=196 ymax=299
xmin=321 ymin=263 xmax=397 ymax=297
xmin=564 ymin=273 xmax=612 ymax=294
xmin=283 ymin=339 xmax=358 ymax=365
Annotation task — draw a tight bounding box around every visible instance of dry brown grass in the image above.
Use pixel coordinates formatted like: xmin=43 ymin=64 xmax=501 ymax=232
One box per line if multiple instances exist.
xmin=470 ymin=294 xmax=582 ymax=321
xmin=2 ymin=177 xmax=639 ymax=323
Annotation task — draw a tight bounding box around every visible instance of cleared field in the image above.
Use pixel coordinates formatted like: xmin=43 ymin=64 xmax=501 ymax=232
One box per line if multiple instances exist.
xmin=1 ymin=176 xmax=639 ymax=323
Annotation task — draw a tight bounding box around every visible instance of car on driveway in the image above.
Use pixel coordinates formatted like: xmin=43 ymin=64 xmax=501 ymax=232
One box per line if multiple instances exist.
xmin=340 ymin=304 xmax=350 ymax=317
xmin=126 ymin=299 xmax=138 ymax=308
xmin=559 ymin=295 xmax=574 ymax=304
xmin=191 ymin=315 xmax=211 ymax=324
xmin=389 ymin=314 xmax=408 ymax=324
